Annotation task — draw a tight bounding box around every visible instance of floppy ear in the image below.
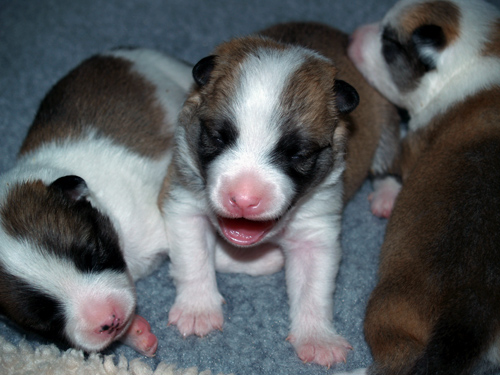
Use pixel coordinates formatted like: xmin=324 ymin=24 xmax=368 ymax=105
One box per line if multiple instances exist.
xmin=334 ymin=79 xmax=359 ymax=114
xmin=192 ymin=55 xmax=217 ymax=86
xmin=411 ymin=24 xmax=445 ymax=71
xmin=50 ymin=175 xmax=89 ymax=201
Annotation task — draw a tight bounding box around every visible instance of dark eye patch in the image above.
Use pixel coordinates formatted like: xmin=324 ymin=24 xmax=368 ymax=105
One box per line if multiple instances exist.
xmin=270 ymin=129 xmax=332 ymax=198
xmin=381 ymin=26 xmax=435 ymax=93
xmin=2 ymin=182 xmax=127 ymax=276
xmin=197 ymin=118 xmax=238 ymax=172
xmin=40 ymin=197 xmax=127 ymax=274
xmin=0 ymin=272 xmax=66 ymax=342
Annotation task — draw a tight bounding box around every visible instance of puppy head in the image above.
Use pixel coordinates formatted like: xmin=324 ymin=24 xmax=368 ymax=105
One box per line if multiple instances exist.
xmin=0 ymin=176 xmax=136 ymax=352
xmin=348 ymin=0 xmax=500 ymax=119
xmin=177 ymin=36 xmax=358 ymax=247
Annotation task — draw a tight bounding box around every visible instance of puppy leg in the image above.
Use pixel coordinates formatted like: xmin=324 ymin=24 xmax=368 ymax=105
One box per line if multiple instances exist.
xmin=215 ymin=241 xmax=285 ymax=276
xmin=368 ymin=176 xmax=401 ymax=218
xmin=119 ymin=315 xmax=158 ymax=357
xmin=282 ymin=216 xmax=351 ymax=367
xmin=369 ymin=114 xmax=401 ymax=218
xmin=165 ymin=198 xmax=224 ymax=337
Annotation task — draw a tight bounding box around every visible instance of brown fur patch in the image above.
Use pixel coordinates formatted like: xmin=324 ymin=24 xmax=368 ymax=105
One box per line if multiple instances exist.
xmin=20 ymin=55 xmax=173 ymax=159
xmin=483 ymin=19 xmax=500 ymax=57
xmin=1 ymin=180 xmax=82 ymax=245
xmin=366 ymin=87 xmax=500 ymax=374
xmin=279 ymin=56 xmax=339 ymax=146
xmin=398 ymin=1 xmax=461 ymax=46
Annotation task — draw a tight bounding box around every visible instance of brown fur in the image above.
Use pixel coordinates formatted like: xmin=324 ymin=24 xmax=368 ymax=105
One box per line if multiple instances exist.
xmin=259 ymin=22 xmax=400 ymax=201
xmin=365 ymin=86 xmax=500 ymax=374
xmin=279 ymin=55 xmax=340 ymax=146
xmin=398 ymin=1 xmax=461 ymax=46
xmin=19 ymin=55 xmax=173 ymax=159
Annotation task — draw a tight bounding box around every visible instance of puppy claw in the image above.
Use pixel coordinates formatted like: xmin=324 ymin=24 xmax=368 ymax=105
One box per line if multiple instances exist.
xmin=168 ymin=302 xmax=224 ymax=337
xmin=291 ymin=333 xmax=352 ymax=367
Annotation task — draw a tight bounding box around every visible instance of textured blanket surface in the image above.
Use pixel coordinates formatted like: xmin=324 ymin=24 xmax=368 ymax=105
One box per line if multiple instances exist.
xmin=1 ymin=0 xmax=500 ymax=374
xmin=0 ymin=335 xmax=229 ymax=375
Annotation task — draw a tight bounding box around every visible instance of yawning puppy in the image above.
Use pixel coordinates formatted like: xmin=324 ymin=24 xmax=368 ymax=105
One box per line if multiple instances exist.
xmin=163 ymin=22 xmax=399 ymax=367
xmin=0 ymin=49 xmax=192 ymax=356
xmin=347 ymin=0 xmax=500 ymax=373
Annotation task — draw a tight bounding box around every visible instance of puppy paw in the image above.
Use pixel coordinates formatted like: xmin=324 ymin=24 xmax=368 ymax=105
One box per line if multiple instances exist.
xmin=168 ymin=301 xmax=223 ymax=337
xmin=369 ymin=176 xmax=401 ymax=218
xmin=288 ymin=333 xmax=352 ymax=368
xmin=120 ymin=314 xmax=158 ymax=357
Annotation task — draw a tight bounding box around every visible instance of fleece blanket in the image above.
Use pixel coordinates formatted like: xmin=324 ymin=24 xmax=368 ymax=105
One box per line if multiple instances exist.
xmin=1 ymin=0 xmax=499 ymax=374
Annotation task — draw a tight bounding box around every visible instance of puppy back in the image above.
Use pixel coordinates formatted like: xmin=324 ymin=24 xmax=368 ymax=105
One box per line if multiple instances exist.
xmin=20 ymin=53 xmax=173 ymax=159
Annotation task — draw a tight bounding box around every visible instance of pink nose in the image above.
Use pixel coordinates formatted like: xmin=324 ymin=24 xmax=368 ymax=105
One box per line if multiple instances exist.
xmin=96 ymin=313 xmax=122 ymax=335
xmin=227 ymin=193 xmax=262 ymax=216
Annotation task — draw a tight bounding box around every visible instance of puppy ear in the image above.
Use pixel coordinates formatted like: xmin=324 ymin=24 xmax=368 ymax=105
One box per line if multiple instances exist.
xmin=334 ymin=80 xmax=359 ymax=114
xmin=50 ymin=175 xmax=89 ymax=201
xmin=193 ymin=55 xmax=217 ymax=86
xmin=411 ymin=25 xmax=445 ymax=71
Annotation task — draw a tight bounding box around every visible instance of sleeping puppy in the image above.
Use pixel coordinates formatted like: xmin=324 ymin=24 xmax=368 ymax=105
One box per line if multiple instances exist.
xmin=163 ymin=22 xmax=399 ymax=367
xmin=0 ymin=49 xmax=192 ymax=356
xmin=347 ymin=0 xmax=500 ymax=373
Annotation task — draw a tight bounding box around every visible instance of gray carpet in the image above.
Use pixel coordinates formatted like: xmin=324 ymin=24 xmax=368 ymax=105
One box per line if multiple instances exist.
xmin=1 ymin=1 xmax=499 ymax=374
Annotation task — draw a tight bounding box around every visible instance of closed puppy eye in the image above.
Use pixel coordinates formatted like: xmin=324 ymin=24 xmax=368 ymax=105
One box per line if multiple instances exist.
xmin=197 ymin=118 xmax=239 ymax=171
xmin=272 ymin=132 xmax=325 ymax=172
xmin=200 ymin=119 xmax=237 ymax=149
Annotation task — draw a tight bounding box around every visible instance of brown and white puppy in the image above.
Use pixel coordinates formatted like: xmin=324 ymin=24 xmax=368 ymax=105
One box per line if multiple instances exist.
xmin=163 ymin=22 xmax=399 ymax=367
xmin=0 ymin=49 xmax=192 ymax=356
xmin=346 ymin=0 xmax=500 ymax=374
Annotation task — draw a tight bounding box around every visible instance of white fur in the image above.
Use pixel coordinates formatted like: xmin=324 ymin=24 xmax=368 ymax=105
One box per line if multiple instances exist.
xmin=207 ymin=50 xmax=301 ymax=224
xmin=165 ymin=43 xmax=350 ymax=366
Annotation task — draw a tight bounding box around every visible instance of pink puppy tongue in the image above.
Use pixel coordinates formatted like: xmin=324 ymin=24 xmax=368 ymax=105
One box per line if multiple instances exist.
xmin=218 ymin=217 xmax=275 ymax=246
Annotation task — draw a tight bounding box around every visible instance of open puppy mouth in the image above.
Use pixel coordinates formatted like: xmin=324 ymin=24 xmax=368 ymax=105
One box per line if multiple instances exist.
xmin=217 ymin=216 xmax=277 ymax=246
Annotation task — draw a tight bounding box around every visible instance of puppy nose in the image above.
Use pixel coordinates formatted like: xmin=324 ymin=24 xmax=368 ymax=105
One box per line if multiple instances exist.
xmin=229 ymin=194 xmax=261 ymax=215
xmin=98 ymin=314 xmax=121 ymax=334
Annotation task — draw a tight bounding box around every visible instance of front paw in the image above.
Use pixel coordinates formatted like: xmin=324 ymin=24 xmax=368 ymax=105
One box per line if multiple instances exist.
xmin=369 ymin=176 xmax=401 ymax=218
xmin=120 ymin=315 xmax=158 ymax=357
xmin=168 ymin=300 xmax=223 ymax=337
xmin=288 ymin=332 xmax=352 ymax=368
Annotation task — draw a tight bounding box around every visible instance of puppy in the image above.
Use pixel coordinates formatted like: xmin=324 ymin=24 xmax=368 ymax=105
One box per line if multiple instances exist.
xmin=0 ymin=49 xmax=192 ymax=356
xmin=347 ymin=0 xmax=500 ymax=373
xmin=163 ymin=22 xmax=399 ymax=367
